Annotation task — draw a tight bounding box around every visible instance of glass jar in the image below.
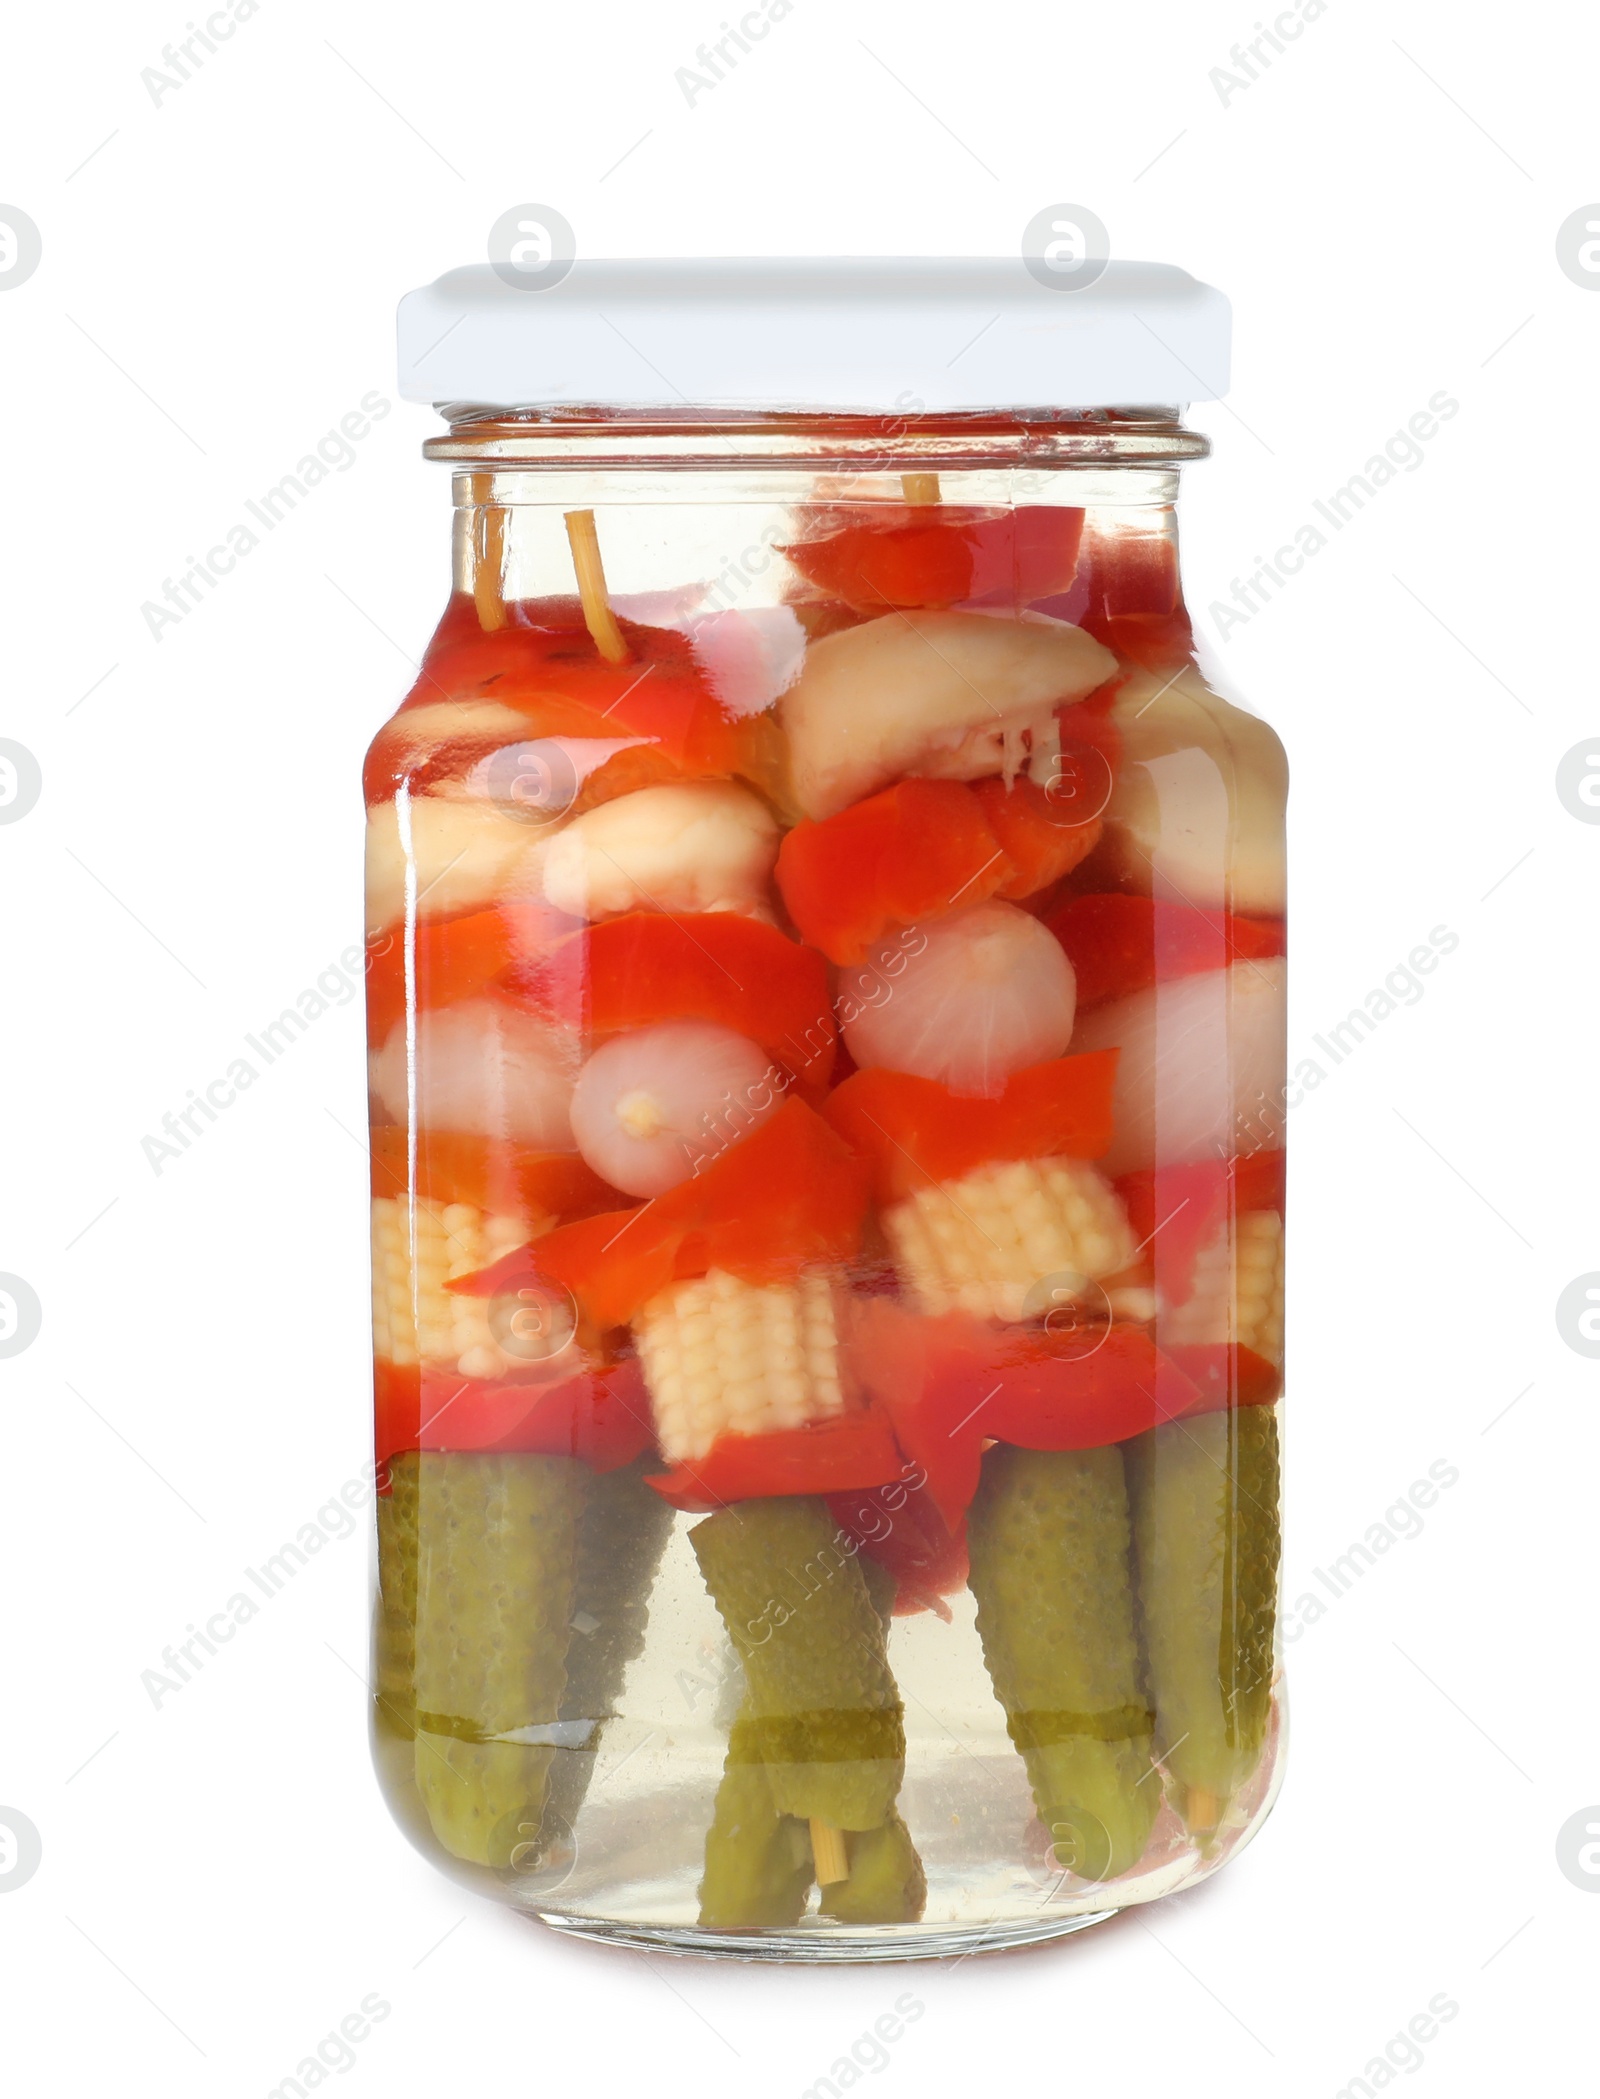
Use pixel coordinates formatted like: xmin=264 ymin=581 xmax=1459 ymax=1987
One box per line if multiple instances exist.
xmin=367 ymin=263 xmax=1286 ymax=1960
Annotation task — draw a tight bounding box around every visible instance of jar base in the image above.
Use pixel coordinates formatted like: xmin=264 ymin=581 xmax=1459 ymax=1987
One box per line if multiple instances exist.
xmin=530 ymin=1908 xmax=1118 ymax=1964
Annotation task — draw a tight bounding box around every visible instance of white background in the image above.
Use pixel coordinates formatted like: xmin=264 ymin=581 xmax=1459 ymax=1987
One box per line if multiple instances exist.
xmin=2 ymin=1 xmax=1595 ymax=2092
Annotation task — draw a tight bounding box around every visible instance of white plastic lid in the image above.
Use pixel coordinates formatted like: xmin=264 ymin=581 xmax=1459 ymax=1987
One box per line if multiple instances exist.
xmin=397 ymin=258 xmax=1229 ymax=414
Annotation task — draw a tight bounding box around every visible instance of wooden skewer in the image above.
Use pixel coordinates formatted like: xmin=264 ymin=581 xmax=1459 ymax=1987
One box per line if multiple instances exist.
xmin=810 ymin=1819 xmax=850 ymax=1887
xmin=473 ymin=506 xmax=507 ymax=631
xmin=564 ymin=508 xmax=632 ymax=664
xmin=1185 ymin=1785 xmax=1221 ymax=1839
xmin=900 ymin=471 xmax=942 ymax=506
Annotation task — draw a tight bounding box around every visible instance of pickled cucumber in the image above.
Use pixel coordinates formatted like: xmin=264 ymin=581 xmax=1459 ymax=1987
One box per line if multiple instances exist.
xmin=690 ymin=1498 xmax=904 ymax=1829
xmin=410 ymin=1450 xmax=586 ymax=1867
xmin=818 ymin=1813 xmax=927 ymax=1925
xmin=540 ymin=1457 xmax=676 ymax=1854
xmin=860 ymin=1551 xmax=899 ymax=1631
xmin=1126 ymin=1404 xmax=1281 ymax=1814
xmin=698 ymin=1721 xmax=815 ymax=1930
xmin=374 ymin=1450 xmax=420 ymax=1739
xmin=966 ymin=1443 xmax=1158 ymax=1882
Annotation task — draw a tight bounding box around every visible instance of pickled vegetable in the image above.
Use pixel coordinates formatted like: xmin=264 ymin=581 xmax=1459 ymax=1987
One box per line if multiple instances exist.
xmin=1126 ymin=1405 xmax=1281 ymax=1828
xmin=966 ymin=1444 xmax=1158 ymax=1881
xmin=839 ymin=901 xmax=1078 ymax=1097
xmin=374 ymin=1450 xmax=420 ymax=1738
xmin=540 ymin=1457 xmax=676 ymax=1852
xmin=817 ymin=1814 xmax=927 ymax=1925
xmin=690 ymin=1497 xmax=905 ymax=1830
xmin=410 ymin=1451 xmax=585 ymax=1867
xmin=698 ymin=1743 xmax=815 ymax=1929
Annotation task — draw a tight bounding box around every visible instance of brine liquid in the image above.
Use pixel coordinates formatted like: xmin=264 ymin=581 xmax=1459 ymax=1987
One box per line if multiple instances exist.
xmin=366 ymin=457 xmax=1288 ymax=1954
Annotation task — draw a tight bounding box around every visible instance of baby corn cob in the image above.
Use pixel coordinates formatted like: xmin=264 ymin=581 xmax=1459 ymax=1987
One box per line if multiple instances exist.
xmin=370 ymin=1194 xmax=550 ymax=1379
xmin=633 ymin=1267 xmax=847 ymax=1465
xmin=1163 ymin=1209 xmax=1284 ymax=1365
xmin=884 ymin=1156 xmax=1136 ymax=1322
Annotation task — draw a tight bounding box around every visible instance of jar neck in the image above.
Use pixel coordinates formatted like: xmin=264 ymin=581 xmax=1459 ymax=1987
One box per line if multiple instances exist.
xmin=419 ymin=410 xmax=1203 ymax=669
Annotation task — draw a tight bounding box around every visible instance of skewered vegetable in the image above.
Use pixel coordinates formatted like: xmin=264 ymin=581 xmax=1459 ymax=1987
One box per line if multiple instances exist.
xmin=539 ymin=780 xmax=780 ymax=922
xmin=407 ymin=1450 xmax=585 ymax=1868
xmin=698 ymin=1745 xmax=815 ymax=1928
xmin=510 ymin=911 xmax=835 ymax=1098
xmin=1163 ymin=1210 xmax=1285 ymax=1366
xmin=365 ymin=792 xmax=547 ymax=934
xmin=780 ymin=610 xmax=1117 ymax=820
xmin=540 ymin=1457 xmax=676 ymax=1854
xmin=374 ymin=1450 xmax=420 ymax=1738
xmin=784 ymin=503 xmax=1085 ymax=611
xmin=370 ymin=1000 xmax=579 ymax=1150
xmin=1126 ymin=1405 xmax=1281 ymax=1831
xmin=1096 ymin=666 xmax=1287 ymax=915
xmin=967 ymin=1443 xmax=1158 ymax=1881
xmin=883 ymin=1155 xmax=1134 ymax=1321
xmin=1073 ymin=960 xmax=1288 ymax=1175
xmin=841 ymin=902 xmax=1078 ymax=1097
xmin=824 ymin=1055 xmax=1118 ymax=1202
xmin=458 ymin=1099 xmax=868 ymax=1331
xmin=370 ymin=1193 xmax=544 ymax=1377
xmin=634 ymin=1267 xmax=849 ymax=1464
xmin=690 ymin=1497 xmax=905 ymax=1832
xmin=569 ymin=1020 xmax=780 ymax=1195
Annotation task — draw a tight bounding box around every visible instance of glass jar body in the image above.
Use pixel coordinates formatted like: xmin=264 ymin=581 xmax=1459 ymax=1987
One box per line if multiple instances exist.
xmin=365 ymin=419 xmax=1288 ymax=1959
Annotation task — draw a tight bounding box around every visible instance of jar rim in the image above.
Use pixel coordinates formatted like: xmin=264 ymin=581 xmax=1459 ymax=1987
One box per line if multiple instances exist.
xmin=423 ymin=407 xmax=1210 ymax=472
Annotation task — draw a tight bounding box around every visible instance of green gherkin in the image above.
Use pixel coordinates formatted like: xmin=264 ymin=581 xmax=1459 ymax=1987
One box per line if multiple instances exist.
xmin=374 ymin=1451 xmax=420 ymax=1739
xmin=1125 ymin=1404 xmax=1281 ymax=1816
xmin=818 ymin=1814 xmax=927 ymax=1925
xmin=539 ymin=1458 xmax=677 ymax=1852
xmin=691 ymin=1498 xmax=905 ymax=1830
xmin=698 ymin=1721 xmax=815 ymax=1930
xmin=859 ymin=1551 xmax=899 ymax=1633
xmin=410 ymin=1451 xmax=586 ymax=1868
xmin=967 ymin=1444 xmax=1159 ymax=1883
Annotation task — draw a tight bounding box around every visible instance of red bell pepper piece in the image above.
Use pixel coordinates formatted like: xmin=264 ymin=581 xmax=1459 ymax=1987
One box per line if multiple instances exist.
xmin=1047 ymin=893 xmax=1287 ymax=1011
xmin=775 ymin=779 xmax=1010 ymax=966
xmin=823 ymin=1053 xmax=1119 ymax=1206
xmin=452 ymin=1098 xmax=869 ymax=1330
xmin=784 ymin=505 xmax=1086 ymax=611
xmin=1074 ymin=521 xmax=1196 ymax=670
xmin=368 ymin=1123 xmax=623 ymax=1226
xmin=826 ymin=1474 xmax=970 ymax=1620
xmin=366 ymin=595 xmax=781 ymax=805
xmin=645 ymin=1406 xmax=905 ymax=1512
xmin=365 ymin=900 xmax=570 ymax=1046
xmin=1116 ymin=1149 xmax=1287 ymax=1308
xmin=505 ymin=911 xmax=836 ymax=1098
xmin=969 ymin=776 xmax=1102 ymax=901
xmin=1163 ymin=1343 xmax=1283 ymax=1411
xmin=374 ymin=1356 xmax=655 ymax=1474
xmin=846 ymin=1300 xmax=1200 ymax=1528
